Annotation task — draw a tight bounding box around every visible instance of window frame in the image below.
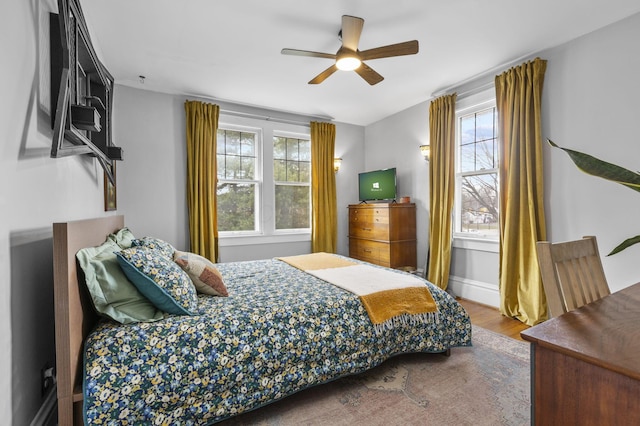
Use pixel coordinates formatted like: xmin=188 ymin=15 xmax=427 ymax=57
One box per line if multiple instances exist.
xmin=215 ymin=114 xmax=312 ymax=246
xmin=216 ymin=124 xmax=263 ymax=236
xmin=453 ymin=97 xmax=500 ymax=243
xmin=272 ymin=131 xmax=312 ymax=234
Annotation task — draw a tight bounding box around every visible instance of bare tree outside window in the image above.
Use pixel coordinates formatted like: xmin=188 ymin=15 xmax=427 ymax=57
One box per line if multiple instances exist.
xmin=456 ymin=106 xmax=499 ymax=238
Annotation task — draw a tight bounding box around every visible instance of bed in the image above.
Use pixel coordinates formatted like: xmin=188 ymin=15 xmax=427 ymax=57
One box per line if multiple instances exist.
xmin=53 ymin=215 xmax=471 ymax=425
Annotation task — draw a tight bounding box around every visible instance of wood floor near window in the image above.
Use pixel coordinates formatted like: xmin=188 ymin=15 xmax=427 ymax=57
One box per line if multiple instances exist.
xmin=456 ymin=298 xmax=530 ymax=341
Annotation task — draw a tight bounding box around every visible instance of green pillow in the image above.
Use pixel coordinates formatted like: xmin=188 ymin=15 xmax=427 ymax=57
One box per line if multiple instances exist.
xmin=76 ymin=238 xmax=163 ymax=324
xmin=108 ymin=227 xmax=136 ymax=249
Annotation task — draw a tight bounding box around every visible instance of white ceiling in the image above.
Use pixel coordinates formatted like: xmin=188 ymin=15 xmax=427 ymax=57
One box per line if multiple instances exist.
xmin=80 ymin=0 xmax=640 ymax=126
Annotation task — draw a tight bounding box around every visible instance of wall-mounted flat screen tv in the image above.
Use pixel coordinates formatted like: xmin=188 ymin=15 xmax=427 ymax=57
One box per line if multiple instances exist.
xmin=358 ymin=167 xmax=397 ymax=201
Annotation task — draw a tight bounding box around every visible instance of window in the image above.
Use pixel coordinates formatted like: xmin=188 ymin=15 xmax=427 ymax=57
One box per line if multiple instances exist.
xmin=216 ymin=128 xmax=260 ymax=233
xmin=454 ymin=101 xmax=499 ymax=239
xmin=215 ymin=116 xmax=312 ymax=242
xmin=273 ymin=135 xmax=311 ymax=231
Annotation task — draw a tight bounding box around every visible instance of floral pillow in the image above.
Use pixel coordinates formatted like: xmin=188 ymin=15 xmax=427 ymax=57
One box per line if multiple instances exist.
xmin=116 ymin=247 xmax=198 ymax=315
xmin=131 ymin=236 xmax=175 ymax=259
xmin=173 ymin=250 xmax=229 ymax=297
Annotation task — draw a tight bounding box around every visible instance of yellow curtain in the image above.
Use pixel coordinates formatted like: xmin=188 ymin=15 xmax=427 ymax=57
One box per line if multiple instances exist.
xmin=495 ymin=57 xmax=548 ymax=325
xmin=184 ymin=100 xmax=220 ymax=261
xmin=427 ymin=94 xmax=457 ymax=289
xmin=310 ymin=121 xmax=337 ymax=253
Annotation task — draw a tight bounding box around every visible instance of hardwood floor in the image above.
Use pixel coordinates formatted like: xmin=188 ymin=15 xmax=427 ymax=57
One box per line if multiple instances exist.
xmin=457 ymin=298 xmax=530 ymax=341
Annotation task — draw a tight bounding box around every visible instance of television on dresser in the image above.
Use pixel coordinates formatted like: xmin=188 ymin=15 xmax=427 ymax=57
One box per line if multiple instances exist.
xmin=358 ymin=167 xmax=397 ymax=202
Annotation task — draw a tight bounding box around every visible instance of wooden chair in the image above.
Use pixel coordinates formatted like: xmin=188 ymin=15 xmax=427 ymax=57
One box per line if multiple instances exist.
xmin=536 ymin=236 xmax=611 ymax=318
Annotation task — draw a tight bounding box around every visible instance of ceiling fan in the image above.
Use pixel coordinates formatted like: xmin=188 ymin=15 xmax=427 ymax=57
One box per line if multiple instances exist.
xmin=281 ymin=15 xmax=419 ymax=86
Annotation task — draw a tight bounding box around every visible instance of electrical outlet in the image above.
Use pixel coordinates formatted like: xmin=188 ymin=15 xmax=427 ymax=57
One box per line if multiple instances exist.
xmin=41 ymin=364 xmax=54 ymax=396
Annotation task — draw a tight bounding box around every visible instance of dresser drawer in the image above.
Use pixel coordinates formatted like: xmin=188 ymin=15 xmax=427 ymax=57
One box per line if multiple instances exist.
xmin=348 ymin=220 xmax=390 ymax=240
xmin=349 ymin=239 xmax=391 ymax=265
xmin=349 ymin=207 xmax=389 ymax=240
xmin=349 ymin=207 xmax=389 ymax=223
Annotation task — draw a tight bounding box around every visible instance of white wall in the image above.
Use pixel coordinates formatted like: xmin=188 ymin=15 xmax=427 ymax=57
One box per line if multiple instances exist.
xmin=1 ymin=0 xmax=115 ymax=423
xmin=542 ymin=11 xmax=640 ymax=291
xmin=364 ymin=103 xmax=431 ymax=273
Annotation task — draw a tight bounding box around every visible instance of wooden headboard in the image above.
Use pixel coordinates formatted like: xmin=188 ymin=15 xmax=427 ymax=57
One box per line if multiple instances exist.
xmin=52 ymin=215 xmax=124 ymax=425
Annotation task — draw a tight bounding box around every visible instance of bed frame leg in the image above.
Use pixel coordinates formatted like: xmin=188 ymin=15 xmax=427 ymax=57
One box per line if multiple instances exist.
xmin=442 ymin=348 xmax=451 ymax=357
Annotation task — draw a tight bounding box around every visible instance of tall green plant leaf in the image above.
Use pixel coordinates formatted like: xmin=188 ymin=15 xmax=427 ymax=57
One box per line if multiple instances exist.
xmin=548 ymin=139 xmax=640 ymax=193
xmin=549 ymin=139 xmax=640 ymax=255
xmin=609 ymin=235 xmax=640 ymax=256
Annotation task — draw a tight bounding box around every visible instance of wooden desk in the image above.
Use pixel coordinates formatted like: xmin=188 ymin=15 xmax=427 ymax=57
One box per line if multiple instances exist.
xmin=521 ymin=282 xmax=640 ymax=425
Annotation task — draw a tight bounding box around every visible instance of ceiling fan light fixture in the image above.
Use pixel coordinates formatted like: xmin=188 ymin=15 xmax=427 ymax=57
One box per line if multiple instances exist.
xmin=335 ymin=50 xmax=361 ymax=71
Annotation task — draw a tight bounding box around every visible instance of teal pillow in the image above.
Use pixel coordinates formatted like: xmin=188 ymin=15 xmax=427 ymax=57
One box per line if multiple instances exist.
xmin=116 ymin=247 xmax=198 ymax=316
xmin=131 ymin=237 xmax=175 ymax=258
xmin=76 ymin=238 xmax=163 ymax=324
xmin=108 ymin=227 xmax=136 ymax=249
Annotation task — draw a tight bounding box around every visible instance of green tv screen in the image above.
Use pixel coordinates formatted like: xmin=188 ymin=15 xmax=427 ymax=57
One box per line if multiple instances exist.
xmin=358 ymin=168 xmax=397 ymax=201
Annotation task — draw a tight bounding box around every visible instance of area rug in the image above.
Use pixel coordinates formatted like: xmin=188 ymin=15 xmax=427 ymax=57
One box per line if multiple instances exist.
xmin=220 ymin=326 xmax=530 ymax=425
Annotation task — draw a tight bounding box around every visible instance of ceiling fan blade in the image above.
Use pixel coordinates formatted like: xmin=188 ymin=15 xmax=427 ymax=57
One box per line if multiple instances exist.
xmin=309 ymin=64 xmax=339 ymax=84
xmin=355 ymin=62 xmax=384 ymax=85
xmin=359 ymin=40 xmax=419 ymax=61
xmin=341 ymin=15 xmax=364 ymax=51
xmin=281 ymin=48 xmax=336 ymax=60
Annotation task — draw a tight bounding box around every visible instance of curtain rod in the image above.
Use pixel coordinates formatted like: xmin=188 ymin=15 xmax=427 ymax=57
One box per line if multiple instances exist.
xmin=430 ymin=51 xmax=540 ymax=100
xmin=185 ymin=93 xmax=333 ymax=127
xmin=219 ymin=109 xmax=331 ymax=127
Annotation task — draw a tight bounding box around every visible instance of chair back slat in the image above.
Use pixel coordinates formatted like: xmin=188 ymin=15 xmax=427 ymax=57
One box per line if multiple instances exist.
xmin=536 ymin=236 xmax=611 ymax=318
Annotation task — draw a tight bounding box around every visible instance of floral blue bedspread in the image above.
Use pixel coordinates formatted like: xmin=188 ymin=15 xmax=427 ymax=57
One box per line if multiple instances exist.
xmin=83 ymin=257 xmax=471 ymax=424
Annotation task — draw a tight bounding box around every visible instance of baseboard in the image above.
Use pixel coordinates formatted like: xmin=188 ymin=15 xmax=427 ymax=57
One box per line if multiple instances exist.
xmin=30 ymin=384 xmax=57 ymax=426
xmin=448 ymin=275 xmax=499 ymax=308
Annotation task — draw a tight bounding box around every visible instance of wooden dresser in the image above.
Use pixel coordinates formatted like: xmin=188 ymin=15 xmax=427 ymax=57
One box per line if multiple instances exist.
xmin=348 ymin=203 xmax=416 ymax=269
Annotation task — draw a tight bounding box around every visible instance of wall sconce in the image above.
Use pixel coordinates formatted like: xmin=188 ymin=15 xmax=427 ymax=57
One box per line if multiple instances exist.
xmin=334 ymin=158 xmax=343 ymax=173
xmin=419 ymin=145 xmax=430 ymax=161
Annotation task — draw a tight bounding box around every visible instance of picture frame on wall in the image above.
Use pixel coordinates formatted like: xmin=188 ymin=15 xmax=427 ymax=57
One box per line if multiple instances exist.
xmin=104 ymin=162 xmax=117 ymax=211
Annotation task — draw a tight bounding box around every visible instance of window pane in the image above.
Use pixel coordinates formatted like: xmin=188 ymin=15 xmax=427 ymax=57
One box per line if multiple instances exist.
xmin=299 ymin=140 xmax=311 ymax=161
xmin=299 ymin=162 xmax=310 ymax=182
xmin=460 ymin=115 xmax=475 ymax=145
xmin=476 ymin=140 xmax=495 ymax=170
xmin=286 ymin=162 xmax=299 ymax=182
xmin=240 ymin=156 xmax=255 ymax=179
xmin=273 ymin=136 xmax=311 ymax=184
xmin=217 ymin=182 xmax=256 ymax=232
xmin=286 ymin=138 xmax=299 ymax=161
xmin=275 ymin=185 xmax=310 ymax=229
xmin=226 ymin=131 xmax=240 ymax=155
xmin=274 ymin=159 xmax=286 ymax=181
xmin=216 ymin=154 xmax=226 ymax=179
xmin=460 ymin=143 xmax=476 ymax=173
xmin=460 ymin=174 xmax=499 ymax=237
xmin=241 ymin=133 xmax=255 ymax=156
xmin=225 ymin=155 xmax=241 ymax=179
xmin=475 ymin=110 xmax=495 ymax=141
xmin=273 ymin=137 xmax=286 ymax=160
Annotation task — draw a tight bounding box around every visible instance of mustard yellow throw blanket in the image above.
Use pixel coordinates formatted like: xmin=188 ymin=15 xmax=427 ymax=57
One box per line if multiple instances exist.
xmin=278 ymin=253 xmax=438 ymax=333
